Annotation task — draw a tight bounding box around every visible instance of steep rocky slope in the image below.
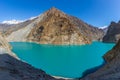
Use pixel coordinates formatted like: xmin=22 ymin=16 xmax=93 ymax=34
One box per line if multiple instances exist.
xmin=7 ymin=7 xmax=104 ymax=45
xmin=6 ymin=14 xmax=44 ymax=42
xmin=0 ymin=33 xmax=11 ymax=51
xmin=81 ymin=40 xmax=120 ymax=80
xmin=103 ymin=21 xmax=120 ymax=43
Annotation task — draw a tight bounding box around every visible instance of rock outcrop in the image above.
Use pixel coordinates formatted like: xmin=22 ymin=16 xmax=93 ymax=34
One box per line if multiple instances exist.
xmin=0 ymin=33 xmax=11 ymax=51
xmin=81 ymin=40 xmax=120 ymax=80
xmin=103 ymin=21 xmax=120 ymax=43
xmin=6 ymin=7 xmax=104 ymax=45
xmin=0 ymin=18 xmax=37 ymax=36
xmin=0 ymin=33 xmax=17 ymax=57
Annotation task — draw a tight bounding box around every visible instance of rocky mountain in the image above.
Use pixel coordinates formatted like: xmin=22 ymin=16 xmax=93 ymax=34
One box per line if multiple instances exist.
xmin=81 ymin=40 xmax=120 ymax=80
xmin=103 ymin=21 xmax=120 ymax=43
xmin=6 ymin=7 xmax=104 ymax=45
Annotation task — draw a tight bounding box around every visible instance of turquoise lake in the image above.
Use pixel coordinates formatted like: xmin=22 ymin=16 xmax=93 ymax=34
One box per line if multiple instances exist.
xmin=10 ymin=42 xmax=115 ymax=78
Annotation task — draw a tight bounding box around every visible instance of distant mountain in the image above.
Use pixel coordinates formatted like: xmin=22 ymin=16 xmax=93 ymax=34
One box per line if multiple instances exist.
xmin=0 ymin=24 xmax=13 ymax=33
xmin=6 ymin=7 xmax=104 ymax=45
xmin=0 ymin=17 xmax=37 ymax=36
xmin=99 ymin=26 xmax=108 ymax=33
xmin=103 ymin=21 xmax=120 ymax=43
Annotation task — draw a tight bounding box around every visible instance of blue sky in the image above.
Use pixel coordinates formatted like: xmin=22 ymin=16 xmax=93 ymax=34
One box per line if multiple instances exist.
xmin=0 ymin=0 xmax=120 ymax=27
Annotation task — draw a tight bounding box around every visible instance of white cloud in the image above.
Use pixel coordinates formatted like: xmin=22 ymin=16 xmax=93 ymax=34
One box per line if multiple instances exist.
xmin=2 ymin=19 xmax=23 ymax=24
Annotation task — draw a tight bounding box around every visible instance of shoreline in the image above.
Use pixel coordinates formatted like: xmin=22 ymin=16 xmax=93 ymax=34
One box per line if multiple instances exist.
xmin=53 ymin=76 xmax=75 ymax=80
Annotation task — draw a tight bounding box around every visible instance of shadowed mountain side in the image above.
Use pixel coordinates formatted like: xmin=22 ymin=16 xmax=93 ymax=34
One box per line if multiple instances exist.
xmin=80 ymin=61 xmax=106 ymax=79
xmin=103 ymin=21 xmax=120 ymax=43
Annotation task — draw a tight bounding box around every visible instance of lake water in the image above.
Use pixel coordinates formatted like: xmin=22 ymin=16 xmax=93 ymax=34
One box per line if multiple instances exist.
xmin=10 ymin=42 xmax=115 ymax=78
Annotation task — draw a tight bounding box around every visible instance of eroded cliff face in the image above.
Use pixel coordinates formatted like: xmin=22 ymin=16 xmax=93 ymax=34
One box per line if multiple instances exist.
xmin=103 ymin=21 xmax=120 ymax=43
xmin=81 ymin=40 xmax=120 ymax=80
xmin=6 ymin=7 xmax=104 ymax=45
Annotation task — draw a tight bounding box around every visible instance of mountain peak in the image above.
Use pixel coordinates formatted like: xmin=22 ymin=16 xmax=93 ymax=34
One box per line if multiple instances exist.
xmin=44 ymin=7 xmax=66 ymax=17
xmin=110 ymin=21 xmax=116 ymax=25
xmin=50 ymin=7 xmax=59 ymax=11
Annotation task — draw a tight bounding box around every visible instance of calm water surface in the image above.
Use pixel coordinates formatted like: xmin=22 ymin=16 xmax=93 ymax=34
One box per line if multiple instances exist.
xmin=10 ymin=42 xmax=115 ymax=78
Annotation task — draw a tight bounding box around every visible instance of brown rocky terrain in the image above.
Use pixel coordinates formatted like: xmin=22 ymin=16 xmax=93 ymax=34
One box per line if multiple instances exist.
xmin=80 ymin=40 xmax=120 ymax=80
xmin=0 ymin=33 xmax=11 ymax=51
xmin=6 ymin=7 xmax=104 ymax=45
xmin=27 ymin=7 xmax=90 ymax=44
xmin=27 ymin=7 xmax=104 ymax=44
xmin=103 ymin=21 xmax=120 ymax=43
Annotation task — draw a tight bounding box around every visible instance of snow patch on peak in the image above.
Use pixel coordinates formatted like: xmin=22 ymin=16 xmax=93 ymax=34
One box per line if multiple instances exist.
xmin=29 ymin=16 xmax=37 ymax=20
xmin=99 ymin=26 xmax=108 ymax=29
